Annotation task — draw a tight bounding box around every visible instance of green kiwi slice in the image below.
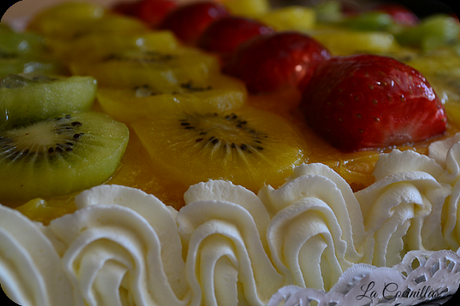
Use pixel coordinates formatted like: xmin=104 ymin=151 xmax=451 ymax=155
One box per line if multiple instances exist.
xmin=0 ymin=73 xmax=97 ymax=129
xmin=0 ymin=30 xmax=48 ymax=57
xmin=0 ymin=55 xmax=67 ymax=78
xmin=0 ymin=112 xmax=129 ymax=201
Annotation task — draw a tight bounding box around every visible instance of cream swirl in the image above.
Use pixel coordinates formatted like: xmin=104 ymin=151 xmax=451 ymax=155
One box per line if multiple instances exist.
xmin=0 ymin=205 xmax=73 ymax=306
xmin=429 ymin=134 xmax=460 ymax=249
xmin=180 ymin=180 xmax=284 ymax=305
xmin=356 ymin=150 xmax=452 ymax=267
xmin=48 ymin=185 xmax=189 ymax=306
xmin=258 ymin=163 xmax=366 ymax=291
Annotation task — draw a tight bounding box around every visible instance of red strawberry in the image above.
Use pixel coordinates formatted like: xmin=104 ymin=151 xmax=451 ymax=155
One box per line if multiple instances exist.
xmin=138 ymin=0 xmax=177 ymax=27
xmin=197 ymin=16 xmax=274 ymax=58
xmin=222 ymin=31 xmax=331 ymax=94
xmin=301 ymin=54 xmax=447 ymax=152
xmin=112 ymin=0 xmax=177 ymax=27
xmin=113 ymin=0 xmax=142 ymax=17
xmin=371 ymin=3 xmax=419 ymax=26
xmin=158 ymin=1 xmax=229 ymax=44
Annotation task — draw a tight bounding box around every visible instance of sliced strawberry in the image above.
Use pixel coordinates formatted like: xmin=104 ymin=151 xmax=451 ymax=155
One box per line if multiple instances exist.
xmin=112 ymin=0 xmax=177 ymax=27
xmin=158 ymin=1 xmax=229 ymax=44
xmin=301 ymin=54 xmax=447 ymax=152
xmin=138 ymin=0 xmax=177 ymax=27
xmin=113 ymin=0 xmax=143 ymax=17
xmin=197 ymin=16 xmax=274 ymax=58
xmin=222 ymin=31 xmax=331 ymax=94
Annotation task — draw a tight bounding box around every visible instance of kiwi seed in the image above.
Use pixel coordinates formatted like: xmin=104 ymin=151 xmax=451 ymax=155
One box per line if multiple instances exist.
xmin=178 ymin=112 xmax=268 ymax=154
xmin=0 ymin=114 xmax=86 ymax=162
xmin=103 ymin=51 xmax=177 ymax=63
xmin=134 ymin=80 xmax=213 ymax=97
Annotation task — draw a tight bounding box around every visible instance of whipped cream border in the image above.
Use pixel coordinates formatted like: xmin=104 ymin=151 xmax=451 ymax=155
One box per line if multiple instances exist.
xmin=2 ymin=135 xmax=460 ymax=306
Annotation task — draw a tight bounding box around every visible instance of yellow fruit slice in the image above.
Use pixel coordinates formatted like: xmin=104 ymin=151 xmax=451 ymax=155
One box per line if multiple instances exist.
xmin=50 ymin=30 xmax=179 ymax=62
xmin=257 ymin=6 xmax=316 ymax=31
xmin=222 ymin=0 xmax=270 ymax=17
xmin=97 ymin=74 xmax=247 ymax=122
xmin=107 ymin=128 xmax=188 ymax=211
xmin=402 ymin=47 xmax=460 ymax=76
xmin=131 ymin=105 xmax=308 ymax=192
xmin=27 ymin=2 xmax=107 ymax=38
xmin=70 ymin=47 xmax=220 ymax=90
xmin=309 ymin=27 xmax=400 ymax=55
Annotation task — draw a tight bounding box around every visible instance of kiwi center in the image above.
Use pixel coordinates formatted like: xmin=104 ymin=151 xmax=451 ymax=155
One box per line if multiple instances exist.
xmin=134 ymin=81 xmax=213 ymax=97
xmin=180 ymin=112 xmax=267 ymax=154
xmin=0 ymin=74 xmax=58 ymax=89
xmin=0 ymin=115 xmax=83 ymax=160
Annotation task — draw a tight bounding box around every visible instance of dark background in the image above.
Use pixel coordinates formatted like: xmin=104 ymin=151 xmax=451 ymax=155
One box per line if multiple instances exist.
xmin=272 ymin=0 xmax=457 ymax=18
xmin=382 ymin=0 xmax=456 ymax=18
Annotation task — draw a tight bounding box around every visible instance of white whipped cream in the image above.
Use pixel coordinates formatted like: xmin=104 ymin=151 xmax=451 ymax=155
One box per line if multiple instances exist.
xmin=2 ymin=134 xmax=460 ymax=305
xmin=0 ymin=205 xmax=72 ymax=306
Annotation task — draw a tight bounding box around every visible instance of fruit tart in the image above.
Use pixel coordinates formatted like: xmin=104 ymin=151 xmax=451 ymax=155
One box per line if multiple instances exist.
xmin=1 ymin=0 xmax=460 ymax=305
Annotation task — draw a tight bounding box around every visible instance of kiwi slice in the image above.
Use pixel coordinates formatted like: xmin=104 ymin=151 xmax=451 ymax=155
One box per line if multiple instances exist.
xmin=50 ymin=30 xmax=179 ymax=62
xmin=0 ymin=30 xmax=49 ymax=57
xmin=0 ymin=73 xmax=97 ymax=129
xmin=310 ymin=29 xmax=398 ymax=55
xmin=97 ymin=74 xmax=247 ymax=122
xmin=30 ymin=6 xmax=148 ymax=41
xmin=70 ymin=48 xmax=220 ymax=91
xmin=0 ymin=54 xmax=67 ymax=78
xmin=131 ymin=106 xmax=307 ymax=191
xmin=27 ymin=2 xmax=107 ymax=39
xmin=0 ymin=112 xmax=129 ymax=201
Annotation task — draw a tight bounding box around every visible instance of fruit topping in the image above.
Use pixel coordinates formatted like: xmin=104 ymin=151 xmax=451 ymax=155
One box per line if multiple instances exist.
xmin=70 ymin=48 xmax=219 ymax=91
xmin=197 ymin=16 xmax=274 ymax=58
xmin=0 ymin=112 xmax=129 ymax=201
xmin=301 ymin=54 xmax=447 ymax=152
xmin=112 ymin=0 xmax=178 ymax=27
xmin=0 ymin=29 xmax=48 ymax=57
xmin=395 ymin=14 xmax=460 ymax=51
xmin=0 ymin=26 xmax=67 ymax=77
xmin=158 ymin=1 xmax=229 ymax=44
xmin=50 ymin=30 xmax=179 ymax=63
xmin=256 ymin=6 xmax=316 ymax=31
xmin=222 ymin=0 xmax=270 ymax=17
xmin=0 ymin=73 xmax=97 ymax=129
xmin=27 ymin=2 xmax=107 ymax=39
xmin=370 ymin=3 xmax=420 ymax=26
xmin=131 ymin=105 xmax=307 ymax=192
xmin=340 ymin=11 xmax=395 ymax=31
xmin=310 ymin=29 xmax=399 ymax=56
xmin=223 ymin=31 xmax=331 ymax=93
xmin=96 ymin=74 xmax=247 ymax=122
xmin=0 ymin=55 xmax=67 ymax=79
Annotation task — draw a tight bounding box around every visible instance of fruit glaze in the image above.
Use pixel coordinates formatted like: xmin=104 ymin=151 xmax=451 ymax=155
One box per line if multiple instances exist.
xmin=1 ymin=0 xmax=460 ymax=305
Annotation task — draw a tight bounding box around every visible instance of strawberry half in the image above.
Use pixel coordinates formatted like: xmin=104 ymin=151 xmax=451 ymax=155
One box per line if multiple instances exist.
xmin=301 ymin=54 xmax=447 ymax=152
xmin=112 ymin=0 xmax=177 ymax=27
xmin=197 ymin=16 xmax=274 ymax=58
xmin=222 ymin=31 xmax=331 ymax=94
xmin=158 ymin=1 xmax=229 ymax=44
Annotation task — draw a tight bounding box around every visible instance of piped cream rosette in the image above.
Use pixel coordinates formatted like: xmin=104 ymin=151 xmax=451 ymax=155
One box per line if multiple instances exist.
xmin=3 ymin=134 xmax=460 ymax=305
